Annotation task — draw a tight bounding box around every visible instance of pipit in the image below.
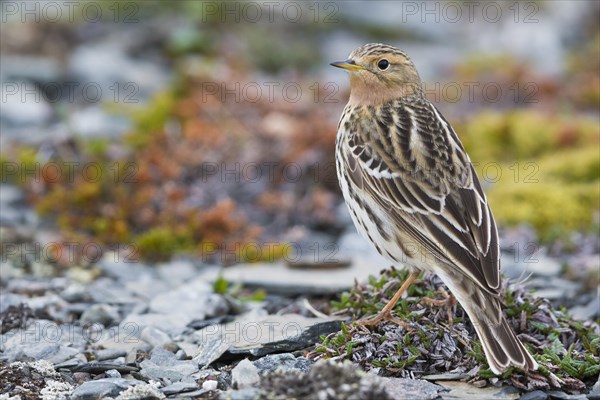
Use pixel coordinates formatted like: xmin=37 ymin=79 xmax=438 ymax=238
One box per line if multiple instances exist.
xmin=331 ymin=43 xmax=538 ymax=374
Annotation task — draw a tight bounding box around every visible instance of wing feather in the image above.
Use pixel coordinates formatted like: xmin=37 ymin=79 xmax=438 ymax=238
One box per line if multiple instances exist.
xmin=342 ymin=100 xmax=501 ymax=293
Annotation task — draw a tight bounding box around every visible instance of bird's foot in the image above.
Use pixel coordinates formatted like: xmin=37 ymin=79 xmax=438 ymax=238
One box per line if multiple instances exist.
xmin=421 ymin=288 xmax=456 ymax=324
xmin=354 ymin=311 xmax=409 ymax=329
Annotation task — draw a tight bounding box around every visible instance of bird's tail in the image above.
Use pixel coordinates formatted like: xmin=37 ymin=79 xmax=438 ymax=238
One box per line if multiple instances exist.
xmin=461 ymin=292 xmax=538 ymax=375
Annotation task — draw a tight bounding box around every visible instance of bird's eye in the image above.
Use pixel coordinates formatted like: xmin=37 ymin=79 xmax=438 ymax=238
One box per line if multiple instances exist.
xmin=377 ymin=59 xmax=389 ymax=70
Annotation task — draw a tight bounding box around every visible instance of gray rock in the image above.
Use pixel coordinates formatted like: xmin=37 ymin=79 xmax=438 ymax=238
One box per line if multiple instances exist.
xmin=194 ymin=312 xmax=342 ymax=362
xmin=68 ymin=43 xmax=169 ymax=100
xmin=0 ymin=184 xmax=24 ymax=206
xmin=94 ymin=348 xmax=127 ymax=361
xmin=105 ymin=369 xmax=121 ymax=378
xmin=197 ymin=255 xmax=387 ymax=296
xmin=54 ymin=356 xmax=87 ymax=369
xmin=193 ymin=330 xmax=232 ymax=368
xmin=222 ymin=387 xmax=260 ymax=400
xmin=518 ymin=390 xmax=548 ymax=400
xmin=141 ymin=326 xmax=173 ymax=348
xmin=337 ymin=230 xmax=387 ymax=262
xmin=1 ymin=55 xmax=61 ymax=84
xmin=0 ymin=323 xmax=81 ymax=363
xmin=139 ymin=347 xmax=198 ymax=383
xmin=527 ymin=254 xmax=563 ymax=276
xmin=1 ymin=81 xmax=53 ymax=126
xmin=97 ymin=256 xmax=154 ymax=283
xmin=88 ymin=278 xmax=141 ymax=305
xmin=569 ymin=297 xmax=600 ymax=320
xmin=544 ymin=392 xmax=588 ymax=400
xmin=530 ymin=277 xmax=580 ymax=300
xmin=588 ymin=391 xmax=600 ymax=400
xmin=71 ymin=378 xmax=134 ymax=400
xmin=120 ymin=313 xmax=191 ymax=337
xmin=0 ymin=293 xmax=28 ymax=313
xmin=93 ymin=324 xmax=149 ymax=353
xmin=381 ymin=377 xmax=442 ymax=400
xmin=75 ymin=362 xmax=138 ymax=375
xmin=80 ymin=304 xmax=120 ymax=326
xmin=148 ymin=278 xmax=227 ymax=320
xmin=60 ymin=283 xmax=92 ymax=302
xmin=156 ymin=260 xmax=199 ymax=286
xmin=69 ymin=107 xmax=131 ymax=138
xmin=160 ymin=381 xmax=199 ymax=395
xmin=253 ymin=353 xmax=313 ymax=374
xmin=231 ymin=359 xmax=260 ymax=389
xmin=437 ymin=380 xmax=520 ymax=399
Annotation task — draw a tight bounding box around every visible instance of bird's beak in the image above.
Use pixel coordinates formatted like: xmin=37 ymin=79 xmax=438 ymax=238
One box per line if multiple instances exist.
xmin=330 ymin=59 xmax=365 ymax=71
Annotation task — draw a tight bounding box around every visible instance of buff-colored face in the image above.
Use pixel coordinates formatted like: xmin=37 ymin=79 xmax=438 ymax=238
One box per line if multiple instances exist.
xmin=331 ymin=43 xmax=422 ymax=104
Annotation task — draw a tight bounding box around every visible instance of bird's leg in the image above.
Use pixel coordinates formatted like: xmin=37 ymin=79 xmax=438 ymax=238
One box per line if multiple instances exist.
xmin=356 ymin=271 xmax=420 ymax=327
xmin=421 ymin=287 xmax=456 ymax=324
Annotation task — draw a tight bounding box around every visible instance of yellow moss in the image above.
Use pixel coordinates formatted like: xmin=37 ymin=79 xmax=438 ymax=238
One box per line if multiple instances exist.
xmin=458 ymin=110 xmax=599 ymax=162
xmin=489 ymin=182 xmax=599 ymax=241
xmin=134 ymin=227 xmax=194 ymax=263
xmin=537 ymin=147 xmax=600 ymax=183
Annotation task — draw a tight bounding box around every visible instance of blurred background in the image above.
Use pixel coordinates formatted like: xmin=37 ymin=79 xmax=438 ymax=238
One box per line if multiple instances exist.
xmin=0 ymin=1 xmax=598 ymax=310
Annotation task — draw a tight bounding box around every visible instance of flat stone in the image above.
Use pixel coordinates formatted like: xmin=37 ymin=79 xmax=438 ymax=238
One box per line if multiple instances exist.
xmin=140 ymin=326 xmax=173 ymax=348
xmin=121 ymin=313 xmax=192 ymax=337
xmin=231 ymin=359 xmax=260 ymax=389
xmin=94 ymin=349 xmax=127 ymax=361
xmin=148 ymin=278 xmax=227 ymax=320
xmin=437 ymin=381 xmax=520 ymax=400
xmin=588 ymin=391 xmax=600 ymax=400
xmin=75 ymin=362 xmax=138 ymax=375
xmin=381 ymin=377 xmax=443 ymax=400
xmin=421 ymin=373 xmax=469 ymax=381
xmin=71 ymin=378 xmax=134 ymax=400
xmin=193 ymin=331 xmax=231 ymax=368
xmin=139 ymin=347 xmax=198 ymax=382
xmin=545 ymin=392 xmax=588 ymax=400
xmin=0 ymin=184 xmax=24 ymax=205
xmin=156 ymin=260 xmax=200 ymax=286
xmin=80 ymin=304 xmax=121 ymax=326
xmin=253 ymin=353 xmax=313 ymax=374
xmin=222 ymin=388 xmax=260 ymax=400
xmin=569 ymin=297 xmax=600 ymax=320
xmin=97 ymin=256 xmax=153 ymax=283
xmin=160 ymin=381 xmax=198 ymax=395
xmin=202 ymin=380 xmax=218 ymax=391
xmin=519 ymin=390 xmax=548 ymax=400
xmin=198 ymin=255 xmax=387 ymax=296
xmin=194 ymin=312 xmax=342 ymax=363
xmin=105 ymin=369 xmax=121 ymax=378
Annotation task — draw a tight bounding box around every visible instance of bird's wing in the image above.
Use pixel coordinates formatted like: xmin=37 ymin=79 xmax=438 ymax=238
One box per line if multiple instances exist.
xmin=343 ymin=101 xmax=500 ymax=293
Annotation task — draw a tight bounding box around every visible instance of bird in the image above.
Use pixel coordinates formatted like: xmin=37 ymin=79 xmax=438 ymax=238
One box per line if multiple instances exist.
xmin=330 ymin=43 xmax=538 ymax=375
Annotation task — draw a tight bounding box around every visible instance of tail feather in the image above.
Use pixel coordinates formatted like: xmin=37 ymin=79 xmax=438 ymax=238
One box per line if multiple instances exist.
xmin=438 ymin=269 xmax=538 ymax=374
xmin=470 ymin=311 xmax=538 ymax=374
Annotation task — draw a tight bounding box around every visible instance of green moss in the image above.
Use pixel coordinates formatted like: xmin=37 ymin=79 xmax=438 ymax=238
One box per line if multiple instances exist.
xmin=134 ymin=227 xmax=194 ymax=263
xmin=315 ymin=268 xmax=600 ymax=391
xmin=124 ymin=89 xmax=178 ymax=149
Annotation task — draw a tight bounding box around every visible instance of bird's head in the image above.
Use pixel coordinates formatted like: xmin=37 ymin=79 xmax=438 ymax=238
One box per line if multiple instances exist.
xmin=331 ymin=43 xmax=422 ymax=105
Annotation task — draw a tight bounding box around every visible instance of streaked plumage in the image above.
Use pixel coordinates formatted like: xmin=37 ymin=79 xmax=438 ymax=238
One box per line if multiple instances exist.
xmin=332 ymin=43 xmax=537 ymax=374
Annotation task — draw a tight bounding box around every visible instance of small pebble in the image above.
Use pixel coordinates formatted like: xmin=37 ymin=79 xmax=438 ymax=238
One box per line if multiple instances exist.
xmin=202 ymin=380 xmax=218 ymax=391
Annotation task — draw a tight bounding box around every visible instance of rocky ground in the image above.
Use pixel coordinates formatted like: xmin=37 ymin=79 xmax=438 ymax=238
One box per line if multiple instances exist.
xmin=1 ymin=3 xmax=599 ymax=399
xmin=1 ymin=183 xmax=599 ymax=400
